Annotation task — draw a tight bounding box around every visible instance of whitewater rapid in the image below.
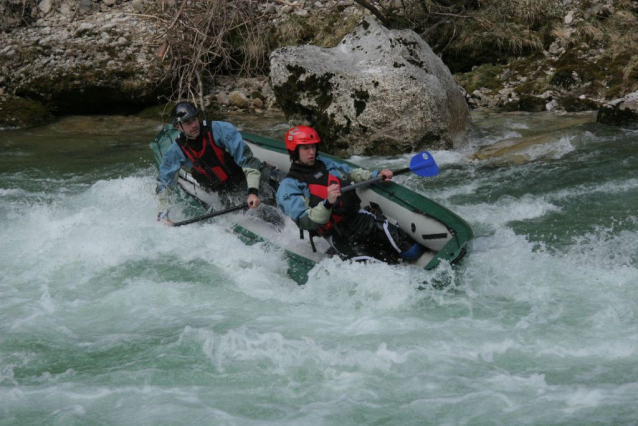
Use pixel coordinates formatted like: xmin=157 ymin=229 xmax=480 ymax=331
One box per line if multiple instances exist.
xmin=1 ymin=112 xmax=637 ymax=425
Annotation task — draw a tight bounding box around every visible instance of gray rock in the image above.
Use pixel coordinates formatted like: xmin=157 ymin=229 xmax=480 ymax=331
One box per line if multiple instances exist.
xmin=265 ymin=4 xmax=277 ymax=14
xmin=75 ymin=23 xmax=95 ymax=36
xmin=38 ymin=0 xmax=53 ymax=15
xmin=228 ymin=91 xmax=251 ymax=109
xmin=60 ymin=2 xmax=73 ymax=17
xmin=79 ymin=0 xmax=93 ymax=13
xmin=132 ymin=0 xmax=146 ymax=11
xmin=270 ymin=17 xmax=470 ymax=155
xmin=252 ymin=98 xmax=264 ymax=109
xmin=597 ymin=90 xmax=638 ymax=126
xmin=216 ymin=92 xmax=230 ymax=106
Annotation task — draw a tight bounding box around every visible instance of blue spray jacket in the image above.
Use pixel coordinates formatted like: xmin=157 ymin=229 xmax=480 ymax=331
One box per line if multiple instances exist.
xmin=276 ymin=157 xmax=378 ymax=231
xmin=155 ymin=121 xmax=262 ymax=217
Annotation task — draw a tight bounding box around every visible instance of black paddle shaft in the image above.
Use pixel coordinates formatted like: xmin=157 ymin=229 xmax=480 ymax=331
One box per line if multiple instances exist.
xmin=340 ymin=167 xmax=410 ymax=193
xmin=172 ymin=203 xmax=249 ymax=227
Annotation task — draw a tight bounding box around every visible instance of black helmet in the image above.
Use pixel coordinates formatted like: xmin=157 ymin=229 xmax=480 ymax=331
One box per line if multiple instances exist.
xmin=171 ymin=102 xmax=199 ymax=125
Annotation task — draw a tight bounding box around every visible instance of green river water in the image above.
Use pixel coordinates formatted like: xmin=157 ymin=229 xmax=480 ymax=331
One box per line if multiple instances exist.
xmin=1 ymin=110 xmax=637 ymax=425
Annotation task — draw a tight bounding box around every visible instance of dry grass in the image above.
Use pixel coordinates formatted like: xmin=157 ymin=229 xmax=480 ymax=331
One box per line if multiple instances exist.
xmin=371 ymin=0 xmax=562 ymax=71
xmin=550 ymin=24 xmax=571 ymax=42
xmin=448 ymin=0 xmax=561 ymax=53
xmin=275 ymin=11 xmax=361 ymax=48
xmin=571 ymin=6 xmax=638 ymax=94
xmin=574 ymin=22 xmax=604 ymax=41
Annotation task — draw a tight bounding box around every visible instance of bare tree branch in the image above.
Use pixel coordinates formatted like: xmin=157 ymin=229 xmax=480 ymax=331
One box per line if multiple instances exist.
xmin=143 ymin=0 xmax=270 ymax=105
xmin=168 ymin=0 xmax=187 ymax=30
xmin=353 ymin=0 xmax=390 ymax=26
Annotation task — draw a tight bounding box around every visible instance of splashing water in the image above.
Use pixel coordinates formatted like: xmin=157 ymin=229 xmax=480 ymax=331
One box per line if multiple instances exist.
xmin=1 ymin=112 xmax=637 ymax=425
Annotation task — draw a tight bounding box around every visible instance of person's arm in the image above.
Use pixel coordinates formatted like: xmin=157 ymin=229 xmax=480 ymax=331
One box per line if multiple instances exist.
xmin=276 ymin=178 xmax=334 ymax=231
xmin=213 ymin=122 xmax=262 ymax=207
xmin=156 ymin=142 xmax=189 ymax=221
xmin=321 ymin=157 xmax=392 ymax=184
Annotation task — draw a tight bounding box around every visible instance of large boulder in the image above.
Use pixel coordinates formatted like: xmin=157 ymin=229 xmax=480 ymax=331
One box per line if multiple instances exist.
xmin=270 ymin=17 xmax=471 ymax=156
xmin=597 ymin=91 xmax=638 ymax=126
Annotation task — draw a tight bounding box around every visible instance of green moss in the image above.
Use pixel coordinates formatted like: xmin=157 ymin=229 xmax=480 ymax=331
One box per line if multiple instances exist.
xmin=454 ymin=63 xmax=504 ymax=94
xmin=514 ymin=79 xmax=548 ymax=96
xmin=551 ymin=47 xmax=605 ymax=89
xmin=0 ymin=96 xmax=54 ymax=128
xmin=550 ymin=66 xmax=578 ymax=88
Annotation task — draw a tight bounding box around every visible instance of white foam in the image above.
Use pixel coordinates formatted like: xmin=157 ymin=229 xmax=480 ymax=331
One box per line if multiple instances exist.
xmin=452 ymin=194 xmax=561 ymax=232
xmin=0 ymin=188 xmax=24 ymax=196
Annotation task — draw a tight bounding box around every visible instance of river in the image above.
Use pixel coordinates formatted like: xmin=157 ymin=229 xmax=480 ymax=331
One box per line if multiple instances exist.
xmin=1 ymin=110 xmax=637 ymax=425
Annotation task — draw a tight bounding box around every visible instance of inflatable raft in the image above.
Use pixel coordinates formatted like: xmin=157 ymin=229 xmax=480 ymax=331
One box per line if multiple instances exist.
xmin=150 ymin=125 xmax=473 ymax=284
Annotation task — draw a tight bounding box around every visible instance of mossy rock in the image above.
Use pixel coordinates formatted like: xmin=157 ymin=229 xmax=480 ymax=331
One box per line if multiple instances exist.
xmin=514 ymin=79 xmax=549 ymax=96
xmin=251 ymin=91 xmax=266 ymax=101
xmin=551 ymin=47 xmax=605 ymax=89
xmin=560 ymin=96 xmax=599 ymax=112
xmin=498 ymin=101 xmax=521 ymax=112
xmin=518 ymin=94 xmax=547 ymax=112
xmin=597 ymin=104 xmax=638 ymax=126
xmin=455 ymin=63 xmax=504 ymax=94
xmin=0 ymin=96 xmax=54 ymax=128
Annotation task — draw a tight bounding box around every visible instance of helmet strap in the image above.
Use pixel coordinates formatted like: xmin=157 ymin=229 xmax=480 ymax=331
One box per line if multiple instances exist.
xmin=289 ymin=148 xmax=299 ymax=162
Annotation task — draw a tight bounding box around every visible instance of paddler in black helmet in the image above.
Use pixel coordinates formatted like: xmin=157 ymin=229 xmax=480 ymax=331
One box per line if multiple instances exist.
xmin=156 ymin=102 xmax=263 ymax=225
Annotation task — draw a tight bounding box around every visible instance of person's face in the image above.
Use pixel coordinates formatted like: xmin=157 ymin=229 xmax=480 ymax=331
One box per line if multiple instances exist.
xmin=298 ymin=144 xmax=318 ymax=166
xmin=179 ymin=116 xmax=200 ymax=140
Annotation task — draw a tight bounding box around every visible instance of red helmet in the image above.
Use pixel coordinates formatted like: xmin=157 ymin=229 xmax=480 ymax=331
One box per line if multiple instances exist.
xmin=285 ymin=126 xmax=321 ymax=152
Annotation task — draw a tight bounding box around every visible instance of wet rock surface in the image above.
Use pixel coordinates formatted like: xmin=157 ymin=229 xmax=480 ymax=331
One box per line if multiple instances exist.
xmin=270 ymin=18 xmax=470 ymax=155
xmin=597 ymin=91 xmax=638 ymax=126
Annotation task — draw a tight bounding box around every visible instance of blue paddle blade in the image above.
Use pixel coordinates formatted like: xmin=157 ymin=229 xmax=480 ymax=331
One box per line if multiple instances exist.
xmin=409 ymin=151 xmax=439 ymax=177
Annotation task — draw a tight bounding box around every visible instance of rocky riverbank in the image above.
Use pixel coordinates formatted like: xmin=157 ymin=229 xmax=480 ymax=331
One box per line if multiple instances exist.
xmin=1 ymin=0 xmax=637 ymax=130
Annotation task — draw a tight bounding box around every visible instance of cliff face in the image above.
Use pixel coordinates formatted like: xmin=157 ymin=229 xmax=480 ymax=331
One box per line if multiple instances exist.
xmin=0 ymin=0 xmax=166 ymax=122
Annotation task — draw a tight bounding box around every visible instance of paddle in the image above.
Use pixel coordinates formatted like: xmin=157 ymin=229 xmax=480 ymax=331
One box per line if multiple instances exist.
xmin=172 ymin=203 xmax=249 ymax=227
xmin=341 ymin=151 xmax=439 ymax=193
